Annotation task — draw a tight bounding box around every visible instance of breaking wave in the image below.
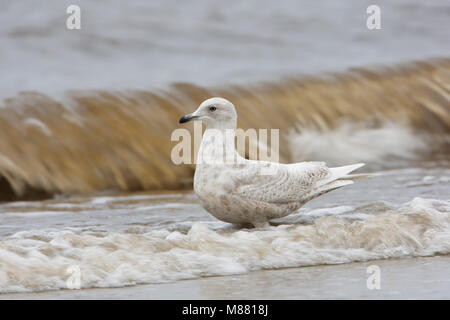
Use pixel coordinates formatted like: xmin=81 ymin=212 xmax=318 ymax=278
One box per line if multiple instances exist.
xmin=0 ymin=58 xmax=449 ymax=200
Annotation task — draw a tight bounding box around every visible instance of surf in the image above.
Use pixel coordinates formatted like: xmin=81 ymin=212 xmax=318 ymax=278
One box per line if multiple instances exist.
xmin=0 ymin=58 xmax=448 ymax=201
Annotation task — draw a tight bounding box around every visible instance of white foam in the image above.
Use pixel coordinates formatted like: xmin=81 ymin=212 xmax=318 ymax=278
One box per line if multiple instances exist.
xmin=90 ymin=194 xmax=188 ymax=205
xmin=0 ymin=197 xmax=448 ymax=293
xmin=24 ymin=118 xmax=52 ymax=136
xmin=288 ymin=121 xmax=430 ymax=165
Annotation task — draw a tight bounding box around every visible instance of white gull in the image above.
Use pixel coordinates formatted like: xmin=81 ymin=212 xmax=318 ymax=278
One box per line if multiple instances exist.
xmin=179 ymin=97 xmax=368 ymax=228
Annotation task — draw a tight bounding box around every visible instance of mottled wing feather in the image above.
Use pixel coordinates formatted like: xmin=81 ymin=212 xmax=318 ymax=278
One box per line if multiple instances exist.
xmin=231 ymin=161 xmax=330 ymax=203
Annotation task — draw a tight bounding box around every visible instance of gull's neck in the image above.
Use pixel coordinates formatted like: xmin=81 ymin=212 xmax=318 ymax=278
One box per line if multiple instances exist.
xmin=197 ymin=125 xmax=241 ymax=165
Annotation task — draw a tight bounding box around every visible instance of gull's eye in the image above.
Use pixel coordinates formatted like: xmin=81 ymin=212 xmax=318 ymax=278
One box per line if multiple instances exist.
xmin=208 ymin=106 xmax=217 ymax=112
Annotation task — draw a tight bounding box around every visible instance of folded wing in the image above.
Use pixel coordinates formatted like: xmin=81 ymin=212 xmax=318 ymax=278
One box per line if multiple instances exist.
xmin=232 ymin=161 xmax=365 ymax=204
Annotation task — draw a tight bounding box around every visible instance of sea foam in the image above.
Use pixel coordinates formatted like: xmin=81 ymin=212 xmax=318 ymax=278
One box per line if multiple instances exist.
xmin=0 ymin=197 xmax=448 ymax=293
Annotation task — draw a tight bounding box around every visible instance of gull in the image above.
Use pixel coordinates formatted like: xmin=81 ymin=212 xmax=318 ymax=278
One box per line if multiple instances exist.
xmin=179 ymin=97 xmax=368 ymax=228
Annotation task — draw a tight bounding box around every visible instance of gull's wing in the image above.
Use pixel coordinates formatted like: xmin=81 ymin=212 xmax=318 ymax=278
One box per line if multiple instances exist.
xmin=230 ymin=161 xmax=365 ymax=204
xmin=230 ymin=161 xmax=331 ymax=203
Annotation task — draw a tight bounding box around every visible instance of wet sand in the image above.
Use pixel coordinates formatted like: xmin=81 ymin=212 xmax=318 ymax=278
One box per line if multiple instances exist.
xmin=2 ymin=256 xmax=448 ymax=299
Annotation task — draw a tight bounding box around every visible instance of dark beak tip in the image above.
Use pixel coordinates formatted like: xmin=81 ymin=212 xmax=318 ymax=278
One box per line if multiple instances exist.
xmin=179 ymin=116 xmax=187 ymax=124
xmin=179 ymin=114 xmax=198 ymax=124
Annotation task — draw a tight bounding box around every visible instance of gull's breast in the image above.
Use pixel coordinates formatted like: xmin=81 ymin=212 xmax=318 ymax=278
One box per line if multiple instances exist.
xmin=194 ymin=165 xmax=246 ymax=222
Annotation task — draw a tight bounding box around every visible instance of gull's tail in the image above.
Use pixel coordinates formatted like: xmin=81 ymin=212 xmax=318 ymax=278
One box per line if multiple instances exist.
xmin=305 ymin=163 xmax=371 ymax=201
xmin=329 ymin=163 xmax=369 ymax=180
xmin=331 ymin=163 xmax=381 ymax=181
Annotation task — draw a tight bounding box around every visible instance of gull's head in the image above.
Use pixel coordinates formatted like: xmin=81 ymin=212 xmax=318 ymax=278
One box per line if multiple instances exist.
xmin=179 ymin=97 xmax=237 ymax=129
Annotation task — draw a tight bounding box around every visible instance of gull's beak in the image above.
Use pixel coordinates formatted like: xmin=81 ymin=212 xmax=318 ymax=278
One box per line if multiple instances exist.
xmin=179 ymin=113 xmax=199 ymax=124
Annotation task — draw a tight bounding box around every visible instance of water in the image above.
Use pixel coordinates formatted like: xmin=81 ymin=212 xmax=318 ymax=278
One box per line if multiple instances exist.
xmin=1 ymin=0 xmax=449 ymax=98
xmin=0 ymin=162 xmax=448 ymax=294
xmin=0 ymin=0 xmax=449 ymax=298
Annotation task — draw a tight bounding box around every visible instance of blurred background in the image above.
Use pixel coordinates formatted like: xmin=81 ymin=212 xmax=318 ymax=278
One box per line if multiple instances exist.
xmin=1 ymin=0 xmax=449 ymax=95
